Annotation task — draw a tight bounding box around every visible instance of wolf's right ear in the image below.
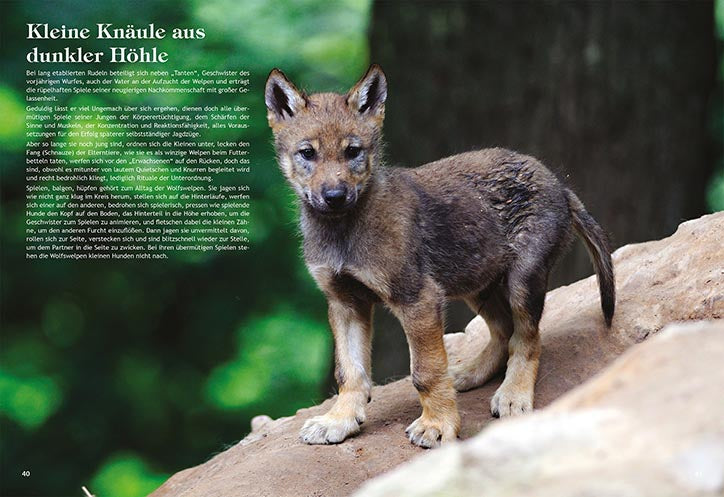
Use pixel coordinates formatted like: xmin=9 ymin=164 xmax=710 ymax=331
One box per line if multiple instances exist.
xmin=265 ymin=69 xmax=308 ymax=130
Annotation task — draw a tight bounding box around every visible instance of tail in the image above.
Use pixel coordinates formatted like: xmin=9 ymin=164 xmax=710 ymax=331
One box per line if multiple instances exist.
xmin=566 ymin=190 xmax=615 ymax=327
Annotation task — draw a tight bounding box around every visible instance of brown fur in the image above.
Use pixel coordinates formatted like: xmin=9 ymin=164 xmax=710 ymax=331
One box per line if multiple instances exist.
xmin=265 ymin=65 xmax=615 ymax=448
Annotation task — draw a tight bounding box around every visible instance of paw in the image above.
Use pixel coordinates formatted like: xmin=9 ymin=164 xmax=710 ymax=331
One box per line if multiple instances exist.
xmin=490 ymin=383 xmax=533 ymax=418
xmin=405 ymin=415 xmax=458 ymax=449
xmin=300 ymin=414 xmax=363 ymax=444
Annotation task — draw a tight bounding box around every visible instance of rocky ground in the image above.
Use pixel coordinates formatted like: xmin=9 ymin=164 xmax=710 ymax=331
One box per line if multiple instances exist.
xmin=356 ymin=320 xmax=724 ymax=497
xmin=151 ymin=212 xmax=723 ymax=497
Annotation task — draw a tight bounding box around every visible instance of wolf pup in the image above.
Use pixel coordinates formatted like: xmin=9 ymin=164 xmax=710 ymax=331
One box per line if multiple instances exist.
xmin=264 ymin=65 xmax=615 ymax=448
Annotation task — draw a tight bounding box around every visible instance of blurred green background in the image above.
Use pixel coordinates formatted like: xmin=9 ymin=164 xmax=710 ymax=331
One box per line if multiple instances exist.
xmin=1 ymin=1 xmax=722 ymax=496
xmin=1 ymin=0 xmax=371 ymax=495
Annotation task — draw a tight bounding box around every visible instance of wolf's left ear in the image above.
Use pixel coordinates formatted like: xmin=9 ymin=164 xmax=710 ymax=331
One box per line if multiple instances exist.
xmin=265 ymin=69 xmax=308 ymax=129
xmin=346 ymin=64 xmax=387 ymax=123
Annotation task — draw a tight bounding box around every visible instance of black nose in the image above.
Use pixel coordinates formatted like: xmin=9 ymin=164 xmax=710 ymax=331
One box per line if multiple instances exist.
xmin=322 ymin=185 xmax=348 ymax=209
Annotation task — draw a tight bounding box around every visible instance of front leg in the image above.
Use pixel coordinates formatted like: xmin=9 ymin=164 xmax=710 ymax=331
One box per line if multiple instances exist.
xmin=397 ymin=280 xmax=460 ymax=448
xmin=300 ymin=296 xmax=373 ymax=444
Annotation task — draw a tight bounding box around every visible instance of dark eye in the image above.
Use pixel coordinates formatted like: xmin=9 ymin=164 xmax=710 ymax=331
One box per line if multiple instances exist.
xmin=345 ymin=145 xmax=362 ymax=160
xmin=299 ymin=148 xmax=316 ymax=160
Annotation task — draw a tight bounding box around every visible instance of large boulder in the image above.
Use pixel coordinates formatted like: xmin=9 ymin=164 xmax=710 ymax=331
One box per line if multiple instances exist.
xmin=151 ymin=213 xmax=723 ymax=497
xmin=356 ymin=320 xmax=724 ymax=497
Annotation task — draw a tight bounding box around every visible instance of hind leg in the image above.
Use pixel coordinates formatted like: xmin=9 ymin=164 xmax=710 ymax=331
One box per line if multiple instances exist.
xmin=450 ymin=287 xmax=513 ymax=392
xmin=490 ymin=265 xmax=547 ymax=417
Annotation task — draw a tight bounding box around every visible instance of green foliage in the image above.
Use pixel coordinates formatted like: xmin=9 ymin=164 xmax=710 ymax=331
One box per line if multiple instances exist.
xmin=42 ymin=298 xmax=85 ymax=347
xmin=0 ymin=86 xmax=25 ymax=151
xmin=0 ymin=0 xmax=371 ymax=495
xmin=0 ymin=370 xmax=63 ymax=429
xmin=707 ymin=167 xmax=724 ymax=212
xmin=206 ymin=311 xmax=331 ymax=410
xmin=90 ymin=453 xmax=168 ymax=497
xmin=711 ymin=0 xmax=724 ymax=212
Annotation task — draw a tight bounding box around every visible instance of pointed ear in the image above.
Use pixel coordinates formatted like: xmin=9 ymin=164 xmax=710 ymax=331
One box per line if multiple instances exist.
xmin=265 ymin=69 xmax=308 ymax=129
xmin=346 ymin=64 xmax=387 ymax=123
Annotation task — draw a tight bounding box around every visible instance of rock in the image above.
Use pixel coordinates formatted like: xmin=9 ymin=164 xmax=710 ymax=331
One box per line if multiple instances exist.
xmin=250 ymin=415 xmax=273 ymax=433
xmin=150 ymin=213 xmax=724 ymax=497
xmin=354 ymin=320 xmax=724 ymax=497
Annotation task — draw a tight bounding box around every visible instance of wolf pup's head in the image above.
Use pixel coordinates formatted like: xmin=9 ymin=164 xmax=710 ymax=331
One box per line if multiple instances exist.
xmin=264 ymin=65 xmax=387 ymax=217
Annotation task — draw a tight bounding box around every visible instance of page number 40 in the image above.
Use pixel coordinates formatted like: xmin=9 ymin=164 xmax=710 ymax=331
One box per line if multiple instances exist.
xmin=21 ymin=470 xmax=31 ymax=477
